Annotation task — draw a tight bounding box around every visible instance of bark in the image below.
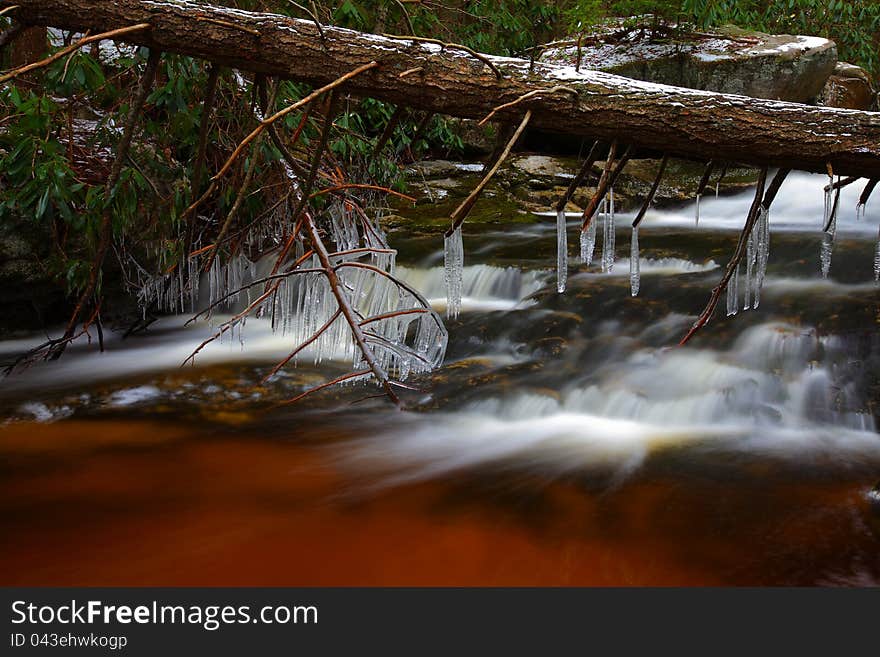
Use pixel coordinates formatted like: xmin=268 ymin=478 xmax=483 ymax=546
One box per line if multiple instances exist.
xmin=5 ymin=0 xmax=880 ymax=178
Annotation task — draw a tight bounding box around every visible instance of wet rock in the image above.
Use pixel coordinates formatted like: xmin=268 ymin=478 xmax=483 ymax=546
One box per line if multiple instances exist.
xmin=542 ymin=26 xmax=837 ymax=103
xmin=405 ymin=160 xmax=461 ymax=179
xmin=869 ymin=482 xmax=880 ymax=514
xmin=511 ymin=154 xmax=577 ymax=181
xmin=867 ymin=482 xmax=880 ymax=539
xmin=817 ymin=62 xmax=876 ymax=110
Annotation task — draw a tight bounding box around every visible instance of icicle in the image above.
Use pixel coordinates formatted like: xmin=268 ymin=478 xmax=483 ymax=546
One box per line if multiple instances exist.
xmin=444 ymin=225 xmax=463 ymax=318
xmin=726 ymin=262 xmax=739 ymax=316
xmin=580 ymin=218 xmax=596 ymax=265
xmin=556 ymin=209 xmax=568 ymax=293
xmin=609 ymin=187 xmax=615 ymax=224
xmin=601 ymin=196 xmax=615 ymax=273
xmin=695 ymin=194 xmax=701 ymax=227
xmin=754 ymin=207 xmax=770 ymax=309
xmin=874 ymin=226 xmax=880 ymax=282
xmin=822 ymin=177 xmax=833 ymax=228
xmin=629 ymin=225 xmax=640 ymax=297
xmin=820 ymin=213 xmax=836 ymax=279
xmin=744 ymin=229 xmax=754 ymax=311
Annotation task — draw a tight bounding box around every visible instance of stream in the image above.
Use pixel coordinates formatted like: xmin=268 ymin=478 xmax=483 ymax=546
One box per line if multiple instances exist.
xmin=2 ymin=171 xmax=879 ymax=585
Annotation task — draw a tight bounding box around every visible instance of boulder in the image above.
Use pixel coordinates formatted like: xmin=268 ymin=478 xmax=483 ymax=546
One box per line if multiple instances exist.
xmin=541 ymin=26 xmax=837 ymax=103
xmin=817 ymin=62 xmax=876 ymax=110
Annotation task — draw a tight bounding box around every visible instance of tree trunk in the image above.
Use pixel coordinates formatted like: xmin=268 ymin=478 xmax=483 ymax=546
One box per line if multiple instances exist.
xmin=5 ymin=0 xmax=880 ymax=177
xmin=6 ymin=24 xmax=47 ymax=87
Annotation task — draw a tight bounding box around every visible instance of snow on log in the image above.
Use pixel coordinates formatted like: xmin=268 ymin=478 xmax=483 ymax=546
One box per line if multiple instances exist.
xmin=4 ymin=0 xmax=880 ymax=177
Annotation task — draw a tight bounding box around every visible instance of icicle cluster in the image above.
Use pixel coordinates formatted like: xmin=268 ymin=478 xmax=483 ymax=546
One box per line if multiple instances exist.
xmin=726 ymin=207 xmax=771 ymax=316
xmin=444 ymin=225 xmax=464 ymax=318
xmin=629 ymin=225 xmax=640 ymax=297
xmin=273 ymin=249 xmax=446 ymax=381
xmin=556 ymin=209 xmax=568 ymax=293
xmin=136 ymin=255 xmax=202 ymax=317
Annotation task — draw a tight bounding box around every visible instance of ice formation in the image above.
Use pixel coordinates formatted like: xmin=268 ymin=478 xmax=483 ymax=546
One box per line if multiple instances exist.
xmin=444 ymin=225 xmax=464 ymax=318
xmin=556 ymin=209 xmax=568 ymax=293
xmin=629 ymin=225 xmax=640 ymax=297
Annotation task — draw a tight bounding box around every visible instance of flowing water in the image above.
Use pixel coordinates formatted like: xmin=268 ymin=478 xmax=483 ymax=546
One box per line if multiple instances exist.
xmin=2 ymin=172 xmax=880 ymax=585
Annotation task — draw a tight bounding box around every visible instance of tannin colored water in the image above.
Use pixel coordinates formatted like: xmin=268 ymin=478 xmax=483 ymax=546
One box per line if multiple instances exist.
xmin=2 ymin=418 xmax=877 ymax=586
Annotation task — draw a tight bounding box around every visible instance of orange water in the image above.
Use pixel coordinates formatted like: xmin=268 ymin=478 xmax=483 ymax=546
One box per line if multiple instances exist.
xmin=2 ymin=418 xmax=877 ymax=586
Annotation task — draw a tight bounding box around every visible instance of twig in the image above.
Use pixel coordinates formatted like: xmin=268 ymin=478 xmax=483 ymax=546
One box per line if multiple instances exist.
xmin=184 ymin=62 xmax=377 ymax=220
xmin=695 ymin=160 xmax=714 ymax=197
xmin=261 ymin=308 xmax=342 ymax=383
xmin=823 ymin=181 xmax=842 ymax=232
xmin=555 ymin=140 xmax=601 ymax=213
xmin=305 ymin=214 xmax=401 ymax=406
xmin=214 ymin=63 xmax=375 ymax=183
xmin=824 ymin=175 xmax=858 ymax=193
xmin=398 ymin=66 xmax=423 ymax=78
xmin=632 ymin=154 xmax=669 ymax=228
xmin=580 ymin=141 xmax=623 ymax=231
xmin=191 ymin=64 xmax=220 ymax=195
xmin=714 ymin=163 xmax=729 ymax=192
xmin=203 ymin=132 xmax=263 ymax=272
xmin=446 ymin=110 xmax=532 ymax=237
xmin=280 ymin=369 xmax=372 ymax=406
xmin=309 ymin=183 xmax=415 ymax=203
xmin=0 ymin=5 xmax=19 ymax=17
xmin=360 ymin=308 xmax=427 ymax=327
xmin=478 ymin=86 xmax=577 ymax=126
xmin=48 ymin=49 xmax=161 ymax=360
xmin=373 ymin=105 xmax=406 ymax=155
xmin=679 ymin=167 xmax=773 ymax=346
xmin=194 ymin=16 xmax=260 ymax=36
xmin=859 ymin=178 xmax=878 ymax=207
xmin=394 ymin=0 xmax=416 ymax=35
xmin=0 ymin=23 xmax=150 ymax=84
xmin=283 ymin=0 xmax=325 ymax=42
xmin=381 ymin=33 xmax=503 ymax=79
xmin=269 ymin=90 xmax=339 ymax=278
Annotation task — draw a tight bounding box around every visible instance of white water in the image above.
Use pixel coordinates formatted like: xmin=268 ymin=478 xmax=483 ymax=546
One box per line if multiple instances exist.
xmin=347 ymin=322 xmax=880 ymax=483
xmin=3 ymin=171 xmax=879 ymax=486
xmin=633 ymin=172 xmax=879 ymax=236
xmin=0 ymin=263 xmax=545 ymax=398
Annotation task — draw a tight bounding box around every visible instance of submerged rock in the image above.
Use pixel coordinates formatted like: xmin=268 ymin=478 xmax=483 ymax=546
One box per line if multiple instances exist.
xmin=541 ymin=26 xmax=837 ymax=103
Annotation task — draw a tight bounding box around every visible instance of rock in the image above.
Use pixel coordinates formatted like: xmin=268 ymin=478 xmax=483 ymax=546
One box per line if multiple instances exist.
xmin=542 ymin=26 xmax=837 ymax=103
xmin=511 ymin=154 xmax=573 ymax=179
xmin=817 ymin=62 xmax=876 ymax=110
xmin=405 ymin=160 xmax=460 ymax=179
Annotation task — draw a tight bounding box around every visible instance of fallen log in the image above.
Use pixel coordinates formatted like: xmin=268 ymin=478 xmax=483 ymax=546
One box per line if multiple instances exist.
xmin=4 ymin=0 xmax=880 ymax=178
